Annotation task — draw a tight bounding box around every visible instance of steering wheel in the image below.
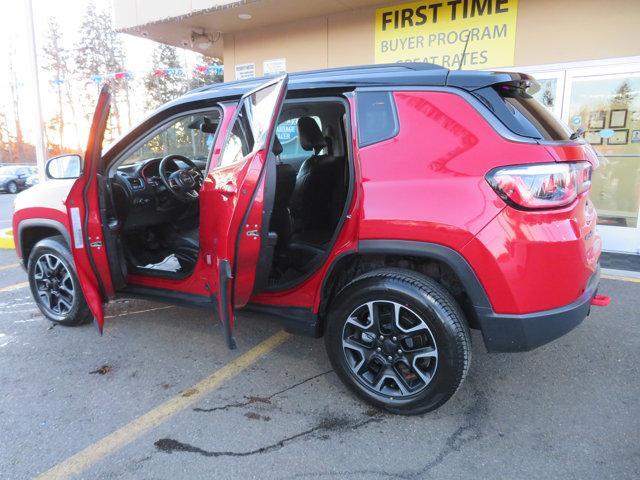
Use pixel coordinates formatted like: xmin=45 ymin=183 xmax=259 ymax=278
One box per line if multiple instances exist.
xmin=158 ymin=154 xmax=204 ymax=203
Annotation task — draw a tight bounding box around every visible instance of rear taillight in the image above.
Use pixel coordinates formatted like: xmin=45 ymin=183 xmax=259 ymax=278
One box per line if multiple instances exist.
xmin=486 ymin=161 xmax=592 ymax=210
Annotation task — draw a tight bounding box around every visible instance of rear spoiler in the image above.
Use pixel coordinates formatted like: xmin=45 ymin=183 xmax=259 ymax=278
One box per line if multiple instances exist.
xmin=446 ymin=70 xmax=538 ymax=92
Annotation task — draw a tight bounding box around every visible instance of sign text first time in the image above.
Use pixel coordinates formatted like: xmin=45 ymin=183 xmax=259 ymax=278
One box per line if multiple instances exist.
xmin=375 ymin=0 xmax=518 ymax=70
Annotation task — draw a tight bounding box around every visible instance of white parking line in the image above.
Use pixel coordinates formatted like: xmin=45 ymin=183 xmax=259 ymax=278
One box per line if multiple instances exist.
xmin=0 ymin=282 xmax=29 ymax=292
xmin=105 ymin=305 xmax=175 ymax=319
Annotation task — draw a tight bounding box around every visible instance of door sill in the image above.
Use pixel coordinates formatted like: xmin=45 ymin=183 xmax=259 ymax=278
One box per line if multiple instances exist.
xmin=118 ymin=284 xmax=213 ymax=310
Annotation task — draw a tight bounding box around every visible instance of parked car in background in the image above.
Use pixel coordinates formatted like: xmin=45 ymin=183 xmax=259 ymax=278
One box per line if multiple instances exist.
xmin=12 ymin=64 xmax=604 ymax=414
xmin=24 ymin=170 xmax=40 ymax=189
xmin=0 ymin=165 xmax=37 ymax=194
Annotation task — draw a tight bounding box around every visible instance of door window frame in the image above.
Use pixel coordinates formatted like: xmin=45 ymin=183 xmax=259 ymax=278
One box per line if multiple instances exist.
xmin=215 ymin=75 xmax=288 ymax=169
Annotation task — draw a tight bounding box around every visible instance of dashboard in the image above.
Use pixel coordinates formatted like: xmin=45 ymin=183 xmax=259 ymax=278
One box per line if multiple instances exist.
xmin=110 ymin=157 xmax=206 ymax=230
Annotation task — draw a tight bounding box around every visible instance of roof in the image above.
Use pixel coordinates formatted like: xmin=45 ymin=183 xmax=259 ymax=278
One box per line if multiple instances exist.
xmin=104 ymin=63 xmax=533 ymax=160
xmin=167 ymin=63 xmax=532 ymax=108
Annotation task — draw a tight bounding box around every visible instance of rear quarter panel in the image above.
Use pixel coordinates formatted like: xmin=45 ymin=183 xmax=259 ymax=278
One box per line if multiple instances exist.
xmin=357 ymin=90 xmax=557 ymax=250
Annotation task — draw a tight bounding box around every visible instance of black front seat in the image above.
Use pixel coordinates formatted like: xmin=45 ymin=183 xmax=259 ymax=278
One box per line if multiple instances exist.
xmin=172 ymin=227 xmax=199 ymax=270
xmin=289 ymin=117 xmax=345 ymax=245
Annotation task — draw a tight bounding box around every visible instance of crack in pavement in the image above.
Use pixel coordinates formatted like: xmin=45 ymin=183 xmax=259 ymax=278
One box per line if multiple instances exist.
xmin=281 ymin=382 xmax=488 ymax=480
xmin=193 ymin=369 xmax=334 ymax=413
xmin=154 ymin=414 xmax=382 ymax=458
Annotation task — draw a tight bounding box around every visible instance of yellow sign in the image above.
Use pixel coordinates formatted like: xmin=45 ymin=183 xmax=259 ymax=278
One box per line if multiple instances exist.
xmin=375 ymin=0 xmax=518 ymax=69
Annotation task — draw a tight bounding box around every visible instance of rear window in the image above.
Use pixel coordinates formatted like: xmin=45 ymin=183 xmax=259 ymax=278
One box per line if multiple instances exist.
xmin=496 ymin=83 xmax=572 ymax=141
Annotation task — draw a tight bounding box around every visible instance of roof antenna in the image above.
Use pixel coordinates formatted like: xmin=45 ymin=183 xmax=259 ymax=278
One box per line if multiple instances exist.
xmin=458 ymin=31 xmax=471 ymax=70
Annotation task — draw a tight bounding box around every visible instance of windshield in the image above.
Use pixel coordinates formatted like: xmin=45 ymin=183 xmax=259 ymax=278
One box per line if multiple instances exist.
xmin=0 ymin=166 xmax=19 ymax=175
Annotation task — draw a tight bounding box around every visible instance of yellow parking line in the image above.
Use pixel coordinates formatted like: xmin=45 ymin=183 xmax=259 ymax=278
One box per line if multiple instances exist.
xmin=601 ymin=274 xmax=640 ymax=284
xmin=35 ymin=329 xmax=291 ymax=480
xmin=0 ymin=228 xmax=14 ymax=249
xmin=0 ymin=281 xmax=29 ymax=292
xmin=0 ymin=263 xmax=19 ymax=271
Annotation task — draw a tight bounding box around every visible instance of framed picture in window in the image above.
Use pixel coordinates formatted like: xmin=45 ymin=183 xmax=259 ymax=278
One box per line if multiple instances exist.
xmin=584 ymin=130 xmax=603 ymax=145
xmin=588 ymin=111 xmax=606 ymax=129
xmin=609 ymin=109 xmax=628 ymax=128
xmin=607 ymin=129 xmax=629 ymax=145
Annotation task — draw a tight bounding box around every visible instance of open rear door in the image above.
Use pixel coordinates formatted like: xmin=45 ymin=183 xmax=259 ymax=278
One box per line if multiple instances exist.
xmin=65 ymin=85 xmax=115 ymax=333
xmin=208 ymin=75 xmax=288 ymax=348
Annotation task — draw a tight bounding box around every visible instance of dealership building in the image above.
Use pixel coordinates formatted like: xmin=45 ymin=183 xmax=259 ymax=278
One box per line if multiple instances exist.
xmin=114 ymin=0 xmax=640 ymax=256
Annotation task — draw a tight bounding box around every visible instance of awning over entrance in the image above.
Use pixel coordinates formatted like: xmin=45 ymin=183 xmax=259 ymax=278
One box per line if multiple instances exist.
xmin=113 ymin=0 xmax=383 ymax=59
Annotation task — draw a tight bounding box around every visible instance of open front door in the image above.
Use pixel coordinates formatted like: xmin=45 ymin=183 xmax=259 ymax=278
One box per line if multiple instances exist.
xmin=209 ymin=75 xmax=288 ymax=348
xmin=65 ymin=85 xmax=115 ymax=333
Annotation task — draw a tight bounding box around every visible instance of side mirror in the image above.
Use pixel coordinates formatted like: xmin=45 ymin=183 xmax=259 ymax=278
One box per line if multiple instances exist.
xmin=45 ymin=154 xmax=82 ymax=179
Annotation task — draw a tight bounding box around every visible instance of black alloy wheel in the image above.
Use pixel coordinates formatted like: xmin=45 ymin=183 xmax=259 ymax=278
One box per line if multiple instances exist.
xmin=325 ymin=268 xmax=471 ymax=415
xmin=27 ymin=236 xmax=92 ymax=326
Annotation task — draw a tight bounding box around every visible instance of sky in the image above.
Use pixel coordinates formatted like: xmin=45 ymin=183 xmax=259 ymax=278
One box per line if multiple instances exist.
xmin=0 ymin=0 xmax=203 ymax=149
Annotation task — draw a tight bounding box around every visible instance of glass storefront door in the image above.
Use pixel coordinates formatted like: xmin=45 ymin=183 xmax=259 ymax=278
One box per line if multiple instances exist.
xmin=564 ymin=68 xmax=640 ymax=254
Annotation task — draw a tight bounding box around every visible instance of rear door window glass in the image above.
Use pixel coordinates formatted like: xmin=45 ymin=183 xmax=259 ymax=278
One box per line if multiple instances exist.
xmin=218 ymin=81 xmax=282 ymax=167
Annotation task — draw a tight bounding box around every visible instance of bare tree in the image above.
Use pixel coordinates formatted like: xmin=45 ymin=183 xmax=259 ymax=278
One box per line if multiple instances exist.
xmin=0 ymin=112 xmax=10 ymax=162
xmin=42 ymin=17 xmax=68 ymax=150
xmin=8 ymin=48 xmax=23 ymax=162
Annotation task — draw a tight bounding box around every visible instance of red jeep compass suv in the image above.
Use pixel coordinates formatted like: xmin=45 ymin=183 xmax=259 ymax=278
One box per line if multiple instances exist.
xmin=12 ymin=64 xmax=601 ymax=414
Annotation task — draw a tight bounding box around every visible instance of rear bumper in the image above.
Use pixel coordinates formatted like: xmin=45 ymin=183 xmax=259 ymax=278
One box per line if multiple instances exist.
xmin=477 ymin=265 xmax=600 ymax=352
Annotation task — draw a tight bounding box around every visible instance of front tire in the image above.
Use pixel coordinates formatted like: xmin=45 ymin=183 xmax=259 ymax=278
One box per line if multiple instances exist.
xmin=7 ymin=182 xmax=18 ymax=194
xmin=324 ymin=268 xmax=471 ymax=415
xmin=27 ymin=236 xmax=92 ymax=326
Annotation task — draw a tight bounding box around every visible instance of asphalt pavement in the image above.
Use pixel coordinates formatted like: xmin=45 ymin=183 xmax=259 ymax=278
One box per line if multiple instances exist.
xmin=0 ymin=191 xmax=638 ymax=480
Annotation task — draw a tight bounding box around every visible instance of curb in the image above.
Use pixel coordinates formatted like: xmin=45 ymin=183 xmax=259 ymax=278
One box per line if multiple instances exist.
xmin=0 ymin=228 xmax=15 ymax=249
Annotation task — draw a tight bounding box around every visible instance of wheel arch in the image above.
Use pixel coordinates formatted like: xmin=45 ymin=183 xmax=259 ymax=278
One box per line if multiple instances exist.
xmin=17 ymin=219 xmax=71 ymax=263
xmin=319 ymin=240 xmax=493 ymax=332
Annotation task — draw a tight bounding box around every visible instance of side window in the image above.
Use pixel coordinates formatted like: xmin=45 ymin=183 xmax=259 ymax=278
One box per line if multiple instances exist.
xmin=275 ymin=116 xmax=322 ymax=161
xmin=356 ymin=91 xmax=399 ymax=147
xmin=121 ymin=111 xmax=220 ymax=166
xmin=218 ymin=81 xmax=283 ymax=167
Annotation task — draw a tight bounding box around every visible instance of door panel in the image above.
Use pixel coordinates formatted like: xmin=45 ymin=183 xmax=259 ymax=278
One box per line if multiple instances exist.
xmin=65 ymin=85 xmax=114 ymax=332
xmin=207 ymin=75 xmax=289 ymax=348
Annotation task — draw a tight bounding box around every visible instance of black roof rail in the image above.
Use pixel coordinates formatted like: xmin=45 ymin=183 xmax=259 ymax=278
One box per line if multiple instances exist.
xmin=188 ymin=62 xmax=449 ymax=94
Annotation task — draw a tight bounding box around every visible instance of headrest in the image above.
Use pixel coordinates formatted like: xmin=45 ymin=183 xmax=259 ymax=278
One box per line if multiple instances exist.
xmin=298 ymin=117 xmax=327 ymax=153
xmin=272 ymin=136 xmax=283 ymax=156
xmin=322 ymin=124 xmax=334 ymax=156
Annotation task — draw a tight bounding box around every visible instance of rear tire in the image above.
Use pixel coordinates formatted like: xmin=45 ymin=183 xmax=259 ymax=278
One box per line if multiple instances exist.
xmin=324 ymin=268 xmax=471 ymax=415
xmin=7 ymin=182 xmax=18 ymax=194
xmin=27 ymin=236 xmax=93 ymax=326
